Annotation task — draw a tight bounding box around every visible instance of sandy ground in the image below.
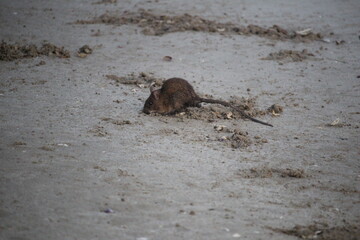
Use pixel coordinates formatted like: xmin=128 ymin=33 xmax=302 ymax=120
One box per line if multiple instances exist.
xmin=1 ymin=0 xmax=360 ymax=239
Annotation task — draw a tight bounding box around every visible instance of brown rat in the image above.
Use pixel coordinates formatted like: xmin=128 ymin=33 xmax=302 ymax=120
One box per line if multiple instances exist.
xmin=143 ymin=78 xmax=273 ymax=127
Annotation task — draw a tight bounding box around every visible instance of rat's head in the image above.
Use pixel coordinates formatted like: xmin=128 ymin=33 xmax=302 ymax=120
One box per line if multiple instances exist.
xmin=143 ymin=84 xmax=162 ymax=114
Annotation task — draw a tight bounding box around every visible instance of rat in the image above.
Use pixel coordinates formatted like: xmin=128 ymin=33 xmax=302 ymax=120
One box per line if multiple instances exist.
xmin=143 ymin=78 xmax=273 ymax=127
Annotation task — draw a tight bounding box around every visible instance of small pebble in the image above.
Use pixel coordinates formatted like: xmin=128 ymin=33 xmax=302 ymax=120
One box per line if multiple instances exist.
xmin=163 ymin=56 xmax=172 ymax=61
xmin=232 ymin=233 xmax=241 ymax=238
xmin=104 ymin=208 xmax=114 ymax=213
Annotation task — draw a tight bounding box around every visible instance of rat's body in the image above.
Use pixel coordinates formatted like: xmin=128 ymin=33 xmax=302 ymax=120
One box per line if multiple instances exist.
xmin=143 ymin=78 xmax=273 ymax=127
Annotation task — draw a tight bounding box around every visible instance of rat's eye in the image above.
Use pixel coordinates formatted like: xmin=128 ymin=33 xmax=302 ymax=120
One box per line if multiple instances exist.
xmin=149 ymin=101 xmax=153 ymax=105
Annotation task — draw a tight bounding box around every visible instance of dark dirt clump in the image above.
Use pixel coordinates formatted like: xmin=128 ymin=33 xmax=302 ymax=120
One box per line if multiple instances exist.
xmin=261 ymin=49 xmax=316 ymax=63
xmin=0 ymin=41 xmax=70 ymax=61
xmin=208 ymin=127 xmax=268 ymax=149
xmin=36 ymin=60 xmax=46 ymax=66
xmin=208 ymin=128 xmax=252 ymax=149
xmin=268 ymin=104 xmax=284 ymax=116
xmin=106 ymin=72 xmax=164 ymax=86
xmin=11 ymin=141 xmax=27 ymax=147
xmin=88 ymin=125 xmax=109 ymax=137
xmin=239 ymin=166 xmax=273 ymax=178
xmin=101 ymin=117 xmax=132 ymax=126
xmin=39 ymin=146 xmax=55 ymax=151
xmin=270 ymin=224 xmax=360 ymax=240
xmin=77 ymin=45 xmax=93 ymax=58
xmin=276 ymin=168 xmax=306 ymax=178
xmin=75 ymin=9 xmax=323 ymax=42
xmin=237 ymin=166 xmax=306 ymax=178
xmin=226 ymin=129 xmax=252 ymax=149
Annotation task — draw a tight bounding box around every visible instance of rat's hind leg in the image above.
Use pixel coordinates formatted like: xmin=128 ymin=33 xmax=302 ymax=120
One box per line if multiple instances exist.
xmin=187 ymin=99 xmax=201 ymax=108
xmin=169 ymin=92 xmax=193 ymax=112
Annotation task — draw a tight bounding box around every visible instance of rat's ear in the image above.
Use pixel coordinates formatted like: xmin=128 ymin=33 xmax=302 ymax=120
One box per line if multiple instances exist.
xmin=153 ymin=90 xmax=160 ymax=100
xmin=150 ymin=83 xmax=156 ymax=93
xmin=149 ymin=82 xmax=161 ymax=99
xmin=150 ymin=82 xmax=159 ymax=93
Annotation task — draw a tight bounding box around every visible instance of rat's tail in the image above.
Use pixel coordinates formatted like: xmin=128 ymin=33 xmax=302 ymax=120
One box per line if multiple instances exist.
xmin=199 ymin=98 xmax=273 ymax=127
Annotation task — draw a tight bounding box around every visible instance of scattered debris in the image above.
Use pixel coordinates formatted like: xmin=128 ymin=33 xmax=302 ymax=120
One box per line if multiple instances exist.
xmin=77 ymin=45 xmax=93 ymax=58
xmin=253 ymin=135 xmax=268 ymax=144
xmin=57 ymin=143 xmax=69 ymax=147
xmin=39 ymin=146 xmax=55 ymax=151
xmin=94 ymin=165 xmax=107 ymax=171
xmin=296 ymin=28 xmax=312 ymax=36
xmin=214 ymin=125 xmax=229 ymax=132
xmin=229 ymin=96 xmax=268 ymax=117
xmin=269 ymin=224 xmax=360 ymax=240
xmin=0 ymin=41 xmax=70 ymax=61
xmin=117 ymin=169 xmax=133 ymax=177
xmin=158 ymin=128 xmax=179 ymax=135
xmin=101 ymin=117 xmax=132 ymax=125
xmin=93 ymin=0 xmax=117 ymax=4
xmin=325 ymin=118 xmax=350 ymax=128
xmin=12 ymin=141 xmax=27 ymax=146
xmin=175 ymin=96 xmax=268 ymax=121
xmin=261 ymin=49 xmax=315 ymax=63
xmin=91 ymin=29 xmax=102 ymax=37
xmin=36 ymin=60 xmax=46 ymax=66
xmin=106 ymin=72 xmax=164 ymax=86
xmin=223 ymin=129 xmax=252 ymax=149
xmin=31 ymin=80 xmax=47 ymax=85
xmin=76 ymin=9 xmax=323 ymax=41
xmin=225 ymin=112 xmax=233 ymax=119
xmin=277 ymin=168 xmax=306 ymax=178
xmin=335 ymin=40 xmax=346 ymax=45
xmin=321 ymin=38 xmax=331 ymax=43
xmin=88 ymin=125 xmax=109 ymax=137
xmin=329 ymin=118 xmax=340 ymax=126
xmin=112 ymin=120 xmax=131 ymax=125
xmin=238 ymin=167 xmax=273 ymax=178
xmin=237 ymin=167 xmax=306 ymax=178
